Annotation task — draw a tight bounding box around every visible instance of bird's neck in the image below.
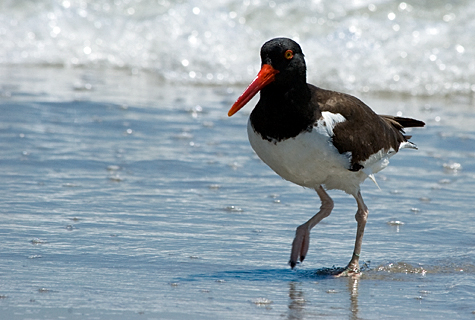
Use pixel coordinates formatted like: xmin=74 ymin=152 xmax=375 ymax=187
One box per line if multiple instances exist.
xmin=250 ymin=81 xmax=317 ymax=142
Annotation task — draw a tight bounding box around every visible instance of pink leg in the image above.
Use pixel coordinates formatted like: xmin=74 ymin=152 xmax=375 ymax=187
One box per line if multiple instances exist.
xmin=289 ymin=185 xmax=333 ymax=269
xmin=338 ymin=190 xmax=368 ymax=276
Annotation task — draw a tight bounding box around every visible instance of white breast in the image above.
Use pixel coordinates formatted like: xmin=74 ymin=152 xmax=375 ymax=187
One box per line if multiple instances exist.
xmin=247 ymin=114 xmax=369 ymax=195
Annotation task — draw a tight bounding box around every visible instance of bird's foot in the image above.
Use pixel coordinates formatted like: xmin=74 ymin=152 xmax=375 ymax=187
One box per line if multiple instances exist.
xmin=334 ymin=263 xmax=361 ymax=278
xmin=289 ymin=260 xmax=298 ymax=269
xmin=289 ymin=224 xmax=310 ymax=269
xmin=289 ymin=259 xmax=304 ymax=269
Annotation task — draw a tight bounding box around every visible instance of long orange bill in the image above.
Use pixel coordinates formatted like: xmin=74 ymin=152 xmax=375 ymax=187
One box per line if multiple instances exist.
xmin=228 ymin=64 xmax=279 ymax=117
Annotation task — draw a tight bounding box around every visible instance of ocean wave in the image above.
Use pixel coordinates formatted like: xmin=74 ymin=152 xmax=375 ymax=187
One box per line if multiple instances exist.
xmin=1 ymin=0 xmax=474 ymax=96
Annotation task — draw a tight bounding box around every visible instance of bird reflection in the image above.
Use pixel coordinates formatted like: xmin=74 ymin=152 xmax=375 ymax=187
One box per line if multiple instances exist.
xmin=348 ymin=276 xmax=361 ymax=320
xmin=287 ymin=275 xmax=361 ymax=320
xmin=288 ymin=282 xmax=306 ymax=320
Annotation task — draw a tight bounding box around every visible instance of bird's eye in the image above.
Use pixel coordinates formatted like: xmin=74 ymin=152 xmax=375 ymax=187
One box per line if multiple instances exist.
xmin=284 ymin=50 xmax=294 ymax=60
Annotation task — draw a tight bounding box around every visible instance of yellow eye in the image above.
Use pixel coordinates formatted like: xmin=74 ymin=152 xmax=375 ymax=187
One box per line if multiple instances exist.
xmin=284 ymin=49 xmax=294 ymax=60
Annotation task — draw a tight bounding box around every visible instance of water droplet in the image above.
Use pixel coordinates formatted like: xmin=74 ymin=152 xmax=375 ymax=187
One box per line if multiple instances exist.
xmin=62 ymin=183 xmax=78 ymax=188
xmin=455 ymin=45 xmax=465 ymax=54
xmin=252 ymin=297 xmax=273 ymax=305
xmin=31 ymin=238 xmax=47 ymax=245
xmin=223 ymin=206 xmax=242 ymax=212
xmin=443 ymin=162 xmax=462 ymax=172
xmin=228 ymin=162 xmax=241 ymax=170
xmin=292 ymin=297 xmax=306 ymax=304
xmin=443 ymin=13 xmax=455 ymax=22
xmin=174 ymin=131 xmax=193 ymax=140
xmin=109 ymin=175 xmax=123 ymax=182
xmin=387 ymin=220 xmax=405 ymax=226
xmin=73 ymin=82 xmax=92 ymax=91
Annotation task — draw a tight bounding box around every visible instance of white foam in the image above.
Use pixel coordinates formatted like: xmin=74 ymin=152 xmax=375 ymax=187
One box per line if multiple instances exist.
xmin=0 ymin=0 xmax=473 ymax=96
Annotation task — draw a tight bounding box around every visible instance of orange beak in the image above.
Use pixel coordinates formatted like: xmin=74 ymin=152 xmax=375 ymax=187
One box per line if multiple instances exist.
xmin=228 ymin=64 xmax=279 ymax=117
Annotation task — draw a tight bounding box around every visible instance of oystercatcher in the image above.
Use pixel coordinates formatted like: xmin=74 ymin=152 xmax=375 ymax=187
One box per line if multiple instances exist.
xmin=228 ymin=38 xmax=424 ymax=275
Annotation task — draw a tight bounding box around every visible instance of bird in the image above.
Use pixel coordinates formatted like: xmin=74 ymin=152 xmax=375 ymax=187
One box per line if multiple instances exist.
xmin=227 ymin=37 xmax=425 ymax=275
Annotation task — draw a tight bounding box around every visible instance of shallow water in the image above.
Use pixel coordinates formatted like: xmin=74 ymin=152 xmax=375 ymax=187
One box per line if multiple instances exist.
xmin=0 ymin=66 xmax=474 ymax=319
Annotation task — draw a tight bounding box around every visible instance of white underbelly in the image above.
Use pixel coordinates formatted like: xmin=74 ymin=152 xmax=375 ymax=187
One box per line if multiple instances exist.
xmin=247 ymin=120 xmax=367 ymax=195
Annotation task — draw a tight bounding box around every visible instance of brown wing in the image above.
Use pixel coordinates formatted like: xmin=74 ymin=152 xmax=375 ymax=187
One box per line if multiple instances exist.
xmin=308 ymin=85 xmax=425 ymax=170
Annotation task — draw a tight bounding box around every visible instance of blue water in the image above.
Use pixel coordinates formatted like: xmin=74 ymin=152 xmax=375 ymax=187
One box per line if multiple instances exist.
xmin=1 ymin=0 xmax=475 ymax=319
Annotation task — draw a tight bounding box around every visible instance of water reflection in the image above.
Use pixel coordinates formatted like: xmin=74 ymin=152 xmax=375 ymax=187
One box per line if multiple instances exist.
xmin=287 ymin=282 xmax=306 ymax=319
xmin=348 ymin=276 xmax=360 ymax=320
xmin=287 ymin=276 xmax=361 ymax=320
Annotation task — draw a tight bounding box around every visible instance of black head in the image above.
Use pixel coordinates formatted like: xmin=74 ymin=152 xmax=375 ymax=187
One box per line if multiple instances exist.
xmin=228 ymin=38 xmax=308 ymax=116
xmin=260 ymin=38 xmax=307 ymax=86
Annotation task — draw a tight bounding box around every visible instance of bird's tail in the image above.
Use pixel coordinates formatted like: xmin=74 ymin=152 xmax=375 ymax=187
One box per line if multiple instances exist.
xmin=391 ymin=116 xmax=425 ymax=128
xmin=380 ymin=115 xmax=425 ymax=140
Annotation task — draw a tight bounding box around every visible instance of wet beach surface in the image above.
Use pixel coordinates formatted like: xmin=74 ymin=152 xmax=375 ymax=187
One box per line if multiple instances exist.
xmin=1 ymin=67 xmax=475 ymax=319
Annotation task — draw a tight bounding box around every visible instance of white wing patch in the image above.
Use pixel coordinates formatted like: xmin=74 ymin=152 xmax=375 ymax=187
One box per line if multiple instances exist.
xmin=361 ymin=140 xmax=417 ymax=189
xmin=400 ymin=141 xmax=418 ymax=150
xmin=361 ymin=139 xmax=417 ymax=178
xmin=315 ymin=111 xmax=346 ymax=137
xmin=361 ymin=148 xmax=394 ymax=177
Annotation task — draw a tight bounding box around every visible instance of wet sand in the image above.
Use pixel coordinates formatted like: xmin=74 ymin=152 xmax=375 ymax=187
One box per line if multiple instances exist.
xmin=1 ymin=66 xmax=475 ymax=319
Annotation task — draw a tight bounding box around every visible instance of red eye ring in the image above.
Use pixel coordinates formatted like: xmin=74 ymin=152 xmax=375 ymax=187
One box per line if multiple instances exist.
xmin=284 ymin=49 xmax=294 ymax=60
